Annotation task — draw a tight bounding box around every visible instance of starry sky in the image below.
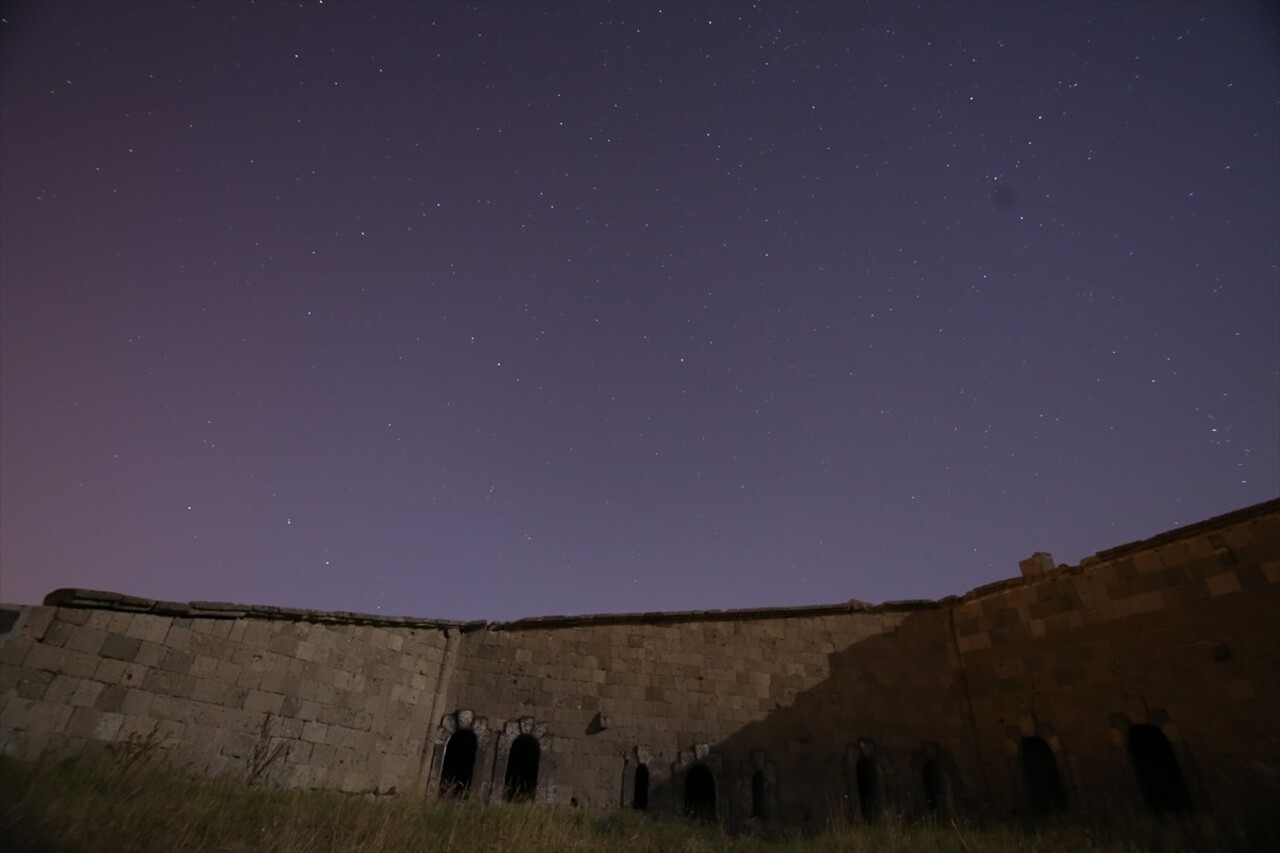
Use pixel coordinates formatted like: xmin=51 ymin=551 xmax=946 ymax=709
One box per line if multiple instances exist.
xmin=1 ymin=1 xmax=1277 ymax=622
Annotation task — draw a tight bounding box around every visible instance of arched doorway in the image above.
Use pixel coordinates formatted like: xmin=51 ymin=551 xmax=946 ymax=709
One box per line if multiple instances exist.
xmin=1019 ymin=736 xmax=1067 ymax=814
xmin=684 ymin=763 xmax=716 ymax=821
xmin=439 ymin=729 xmax=478 ymax=797
xmin=856 ymin=756 xmax=881 ymax=820
xmin=921 ymin=758 xmax=942 ymax=814
xmin=504 ymin=734 xmax=540 ymax=802
xmin=632 ymin=764 xmax=649 ymax=810
xmin=751 ymin=769 xmax=767 ymax=820
xmin=1128 ymin=724 xmax=1193 ymax=813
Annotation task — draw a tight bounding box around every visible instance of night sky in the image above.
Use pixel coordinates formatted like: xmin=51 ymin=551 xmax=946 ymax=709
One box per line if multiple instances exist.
xmin=2 ymin=1 xmax=1277 ymax=622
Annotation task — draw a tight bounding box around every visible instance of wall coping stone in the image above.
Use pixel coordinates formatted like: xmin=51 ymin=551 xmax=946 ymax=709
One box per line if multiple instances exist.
xmin=41 ymin=589 xmax=478 ymax=631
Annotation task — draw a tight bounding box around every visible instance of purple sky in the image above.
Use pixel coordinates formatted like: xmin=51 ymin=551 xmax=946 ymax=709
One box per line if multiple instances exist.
xmin=2 ymin=1 xmax=1277 ymax=622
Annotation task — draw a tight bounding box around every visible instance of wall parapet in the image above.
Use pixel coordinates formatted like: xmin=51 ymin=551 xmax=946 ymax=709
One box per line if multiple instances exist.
xmin=4 ymin=499 xmax=1274 ymax=835
xmin=40 ymin=588 xmax=480 ymax=631
xmin=31 ymin=591 xmax=953 ymax=633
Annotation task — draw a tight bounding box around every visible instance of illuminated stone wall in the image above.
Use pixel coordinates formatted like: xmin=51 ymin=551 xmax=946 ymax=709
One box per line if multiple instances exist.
xmin=1 ymin=499 xmax=1276 ymax=832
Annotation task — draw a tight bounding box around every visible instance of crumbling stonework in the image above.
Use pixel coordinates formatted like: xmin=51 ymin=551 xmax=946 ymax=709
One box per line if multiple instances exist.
xmin=2 ymin=499 xmax=1277 ymax=832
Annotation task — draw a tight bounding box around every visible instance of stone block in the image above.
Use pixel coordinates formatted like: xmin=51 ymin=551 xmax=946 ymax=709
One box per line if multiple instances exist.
xmin=64 ymin=627 xmax=109 ymax=656
xmin=69 ymin=680 xmax=104 ymax=708
xmin=54 ymin=608 xmax=92 ymax=626
xmin=166 ymin=626 xmax=196 ymax=651
xmin=94 ymin=683 xmax=129 ymax=713
xmin=191 ymin=678 xmax=233 ymax=706
xmin=244 ymin=689 xmax=285 ymax=715
xmin=16 ymin=608 xmax=54 ymax=641
xmin=98 ymin=633 xmax=141 ymax=662
xmin=189 ymin=655 xmax=219 ymax=679
xmin=284 ymin=740 xmax=313 ymax=765
xmin=206 ymin=619 xmax=234 ymax=640
xmin=64 ymin=706 xmax=102 ymax=739
xmin=133 ymin=641 xmax=166 ymax=668
xmin=92 ymin=711 xmax=124 ymax=741
xmin=220 ymin=730 xmax=255 ymax=760
xmin=42 ymin=620 xmax=74 ymax=648
xmin=124 ymin=615 xmax=173 ymax=644
xmin=142 ymin=669 xmax=194 ymax=698
xmin=267 ymin=633 xmax=299 ymax=658
xmin=11 ymin=669 xmax=56 ymax=701
xmin=2 ymin=697 xmax=70 ymax=739
xmin=91 ymin=658 xmax=128 ymax=684
xmin=0 ymin=635 xmax=34 ymax=666
xmin=1124 ymin=590 xmax=1167 ymax=616
xmin=957 ymin=632 xmax=992 ymax=654
xmin=213 ymin=660 xmax=241 ymax=684
xmin=296 ymin=640 xmax=326 ymax=663
xmin=235 ymin=668 xmax=264 ymax=691
xmin=160 ymin=650 xmax=196 ymax=675
xmin=1205 ymin=573 xmax=1242 ymax=597
xmin=118 ymin=688 xmax=153 ymax=717
xmin=339 ymin=769 xmax=376 ymax=794
xmin=22 ymin=643 xmax=69 ymax=673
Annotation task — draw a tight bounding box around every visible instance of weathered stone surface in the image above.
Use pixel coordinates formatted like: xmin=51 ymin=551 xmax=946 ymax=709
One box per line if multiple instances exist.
xmin=1 ymin=499 xmax=1277 ymax=828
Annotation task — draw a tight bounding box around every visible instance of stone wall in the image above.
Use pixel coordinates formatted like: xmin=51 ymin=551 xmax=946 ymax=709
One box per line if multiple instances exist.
xmin=1 ymin=499 xmax=1276 ymax=833
xmin=0 ymin=596 xmax=457 ymax=795
xmin=443 ymin=605 xmax=951 ymax=827
xmin=950 ymin=500 xmax=1280 ymax=828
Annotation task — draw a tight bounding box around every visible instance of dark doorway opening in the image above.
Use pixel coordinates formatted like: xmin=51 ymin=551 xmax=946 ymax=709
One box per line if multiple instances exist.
xmin=684 ymin=763 xmax=716 ymax=822
xmin=856 ymin=756 xmax=881 ymax=820
xmin=504 ymin=735 xmax=540 ymax=802
xmin=751 ymin=769 xmax=767 ymax=820
xmin=1128 ymin=724 xmax=1193 ymax=813
xmin=632 ymin=764 xmax=649 ymax=810
xmin=439 ymin=729 xmax=478 ymax=797
xmin=921 ymin=758 xmax=942 ymax=814
xmin=1020 ymin=736 xmax=1067 ymax=815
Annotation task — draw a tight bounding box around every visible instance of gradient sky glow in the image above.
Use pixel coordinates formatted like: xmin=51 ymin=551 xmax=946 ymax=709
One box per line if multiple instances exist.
xmin=2 ymin=1 xmax=1277 ymax=621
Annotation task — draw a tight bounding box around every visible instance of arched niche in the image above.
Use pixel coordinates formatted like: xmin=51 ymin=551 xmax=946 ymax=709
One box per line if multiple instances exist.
xmin=736 ymin=748 xmax=778 ymax=828
xmin=674 ymin=744 xmax=723 ymax=823
xmin=1128 ymin=724 xmax=1193 ymax=813
xmin=491 ymin=717 xmax=554 ymax=804
xmin=427 ymin=710 xmax=491 ymax=800
xmin=1003 ymin=717 xmax=1074 ymax=816
xmin=910 ymin=741 xmax=962 ymax=818
xmin=622 ymin=745 xmax=662 ymax=811
xmin=1109 ymin=710 xmax=1201 ymax=814
xmin=846 ymin=738 xmax=896 ymax=822
xmin=1019 ymin=735 xmax=1068 ymax=815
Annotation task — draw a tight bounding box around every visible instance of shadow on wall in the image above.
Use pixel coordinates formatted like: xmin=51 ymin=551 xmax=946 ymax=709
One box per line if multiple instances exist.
xmin=643 ymin=607 xmax=975 ymax=830
xmin=638 ymin=597 xmax=1248 ymax=833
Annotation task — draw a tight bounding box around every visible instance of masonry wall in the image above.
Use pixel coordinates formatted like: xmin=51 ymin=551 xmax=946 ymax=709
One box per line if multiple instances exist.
xmin=1 ymin=499 xmax=1277 ymax=834
xmin=441 ymin=605 xmax=964 ymax=828
xmin=950 ymin=503 xmax=1280 ymax=829
xmin=0 ymin=600 xmax=455 ymax=795
xmin=653 ymin=604 xmax=977 ymax=827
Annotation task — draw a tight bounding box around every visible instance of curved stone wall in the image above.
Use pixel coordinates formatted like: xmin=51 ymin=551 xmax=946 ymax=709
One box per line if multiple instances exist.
xmin=1 ymin=499 xmax=1276 ymax=831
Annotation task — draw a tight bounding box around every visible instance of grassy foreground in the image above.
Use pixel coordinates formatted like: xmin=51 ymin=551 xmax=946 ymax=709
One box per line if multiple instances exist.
xmin=0 ymin=754 xmax=1257 ymax=852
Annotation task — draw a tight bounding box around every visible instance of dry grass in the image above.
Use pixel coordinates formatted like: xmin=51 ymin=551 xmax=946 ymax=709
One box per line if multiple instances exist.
xmin=0 ymin=753 xmax=1265 ymax=853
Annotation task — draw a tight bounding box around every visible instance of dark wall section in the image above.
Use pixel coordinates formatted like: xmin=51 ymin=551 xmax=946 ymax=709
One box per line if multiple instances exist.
xmin=950 ymin=500 xmax=1280 ymax=830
